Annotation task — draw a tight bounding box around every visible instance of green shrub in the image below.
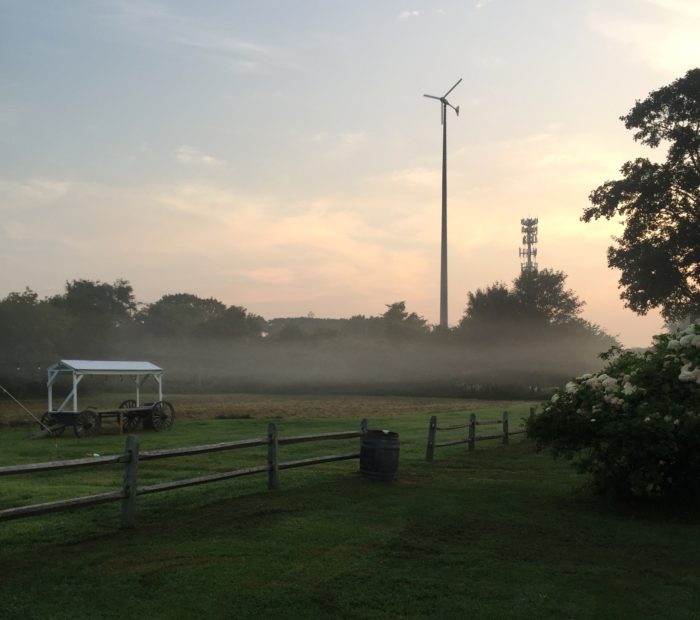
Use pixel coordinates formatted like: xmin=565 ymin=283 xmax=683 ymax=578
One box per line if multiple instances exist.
xmin=528 ymin=322 xmax=700 ymax=502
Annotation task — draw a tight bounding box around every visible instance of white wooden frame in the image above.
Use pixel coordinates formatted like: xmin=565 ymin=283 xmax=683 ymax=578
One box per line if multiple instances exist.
xmin=46 ymin=360 xmax=164 ymax=413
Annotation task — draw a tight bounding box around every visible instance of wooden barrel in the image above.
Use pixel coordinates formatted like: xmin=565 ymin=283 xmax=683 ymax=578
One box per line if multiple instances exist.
xmin=360 ymin=430 xmax=399 ymax=481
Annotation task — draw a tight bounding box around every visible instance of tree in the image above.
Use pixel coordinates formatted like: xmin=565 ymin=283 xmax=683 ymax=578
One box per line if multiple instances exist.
xmin=513 ymin=269 xmax=583 ymax=325
xmin=583 ymin=68 xmax=700 ymax=322
xmin=140 ymin=293 xmax=226 ymax=336
xmin=460 ymin=270 xmax=583 ymax=329
xmin=203 ymin=305 xmax=267 ymax=339
xmin=381 ymin=301 xmax=428 ymax=338
xmin=460 ymin=282 xmax=520 ymax=325
xmin=0 ymin=288 xmax=68 ymax=363
xmin=140 ymin=294 xmax=267 ymax=339
xmin=55 ymin=278 xmax=136 ymax=327
xmin=47 ymin=279 xmax=136 ymax=354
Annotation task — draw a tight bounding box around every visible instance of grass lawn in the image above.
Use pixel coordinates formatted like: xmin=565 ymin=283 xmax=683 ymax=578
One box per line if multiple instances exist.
xmin=0 ymin=395 xmax=698 ymax=619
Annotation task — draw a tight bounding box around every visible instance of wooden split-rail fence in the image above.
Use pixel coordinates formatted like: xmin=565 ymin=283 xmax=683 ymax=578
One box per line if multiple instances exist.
xmin=425 ymin=408 xmax=534 ymax=461
xmin=0 ymin=419 xmax=369 ymax=529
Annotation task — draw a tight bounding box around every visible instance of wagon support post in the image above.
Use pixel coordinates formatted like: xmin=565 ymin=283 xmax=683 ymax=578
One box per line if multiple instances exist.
xmin=121 ymin=435 xmax=139 ymax=528
xmin=502 ymin=411 xmax=509 ymax=445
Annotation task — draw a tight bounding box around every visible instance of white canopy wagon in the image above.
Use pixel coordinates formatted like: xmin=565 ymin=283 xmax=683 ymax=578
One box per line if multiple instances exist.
xmin=42 ymin=360 xmax=175 ymax=438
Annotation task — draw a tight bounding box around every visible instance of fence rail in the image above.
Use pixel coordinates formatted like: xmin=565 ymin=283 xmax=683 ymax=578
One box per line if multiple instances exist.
xmin=426 ymin=408 xmax=534 ymax=461
xmin=0 ymin=419 xmax=368 ymax=528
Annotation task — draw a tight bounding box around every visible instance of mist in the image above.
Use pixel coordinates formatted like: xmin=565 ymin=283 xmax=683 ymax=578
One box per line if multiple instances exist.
xmin=96 ymin=330 xmax=610 ymax=399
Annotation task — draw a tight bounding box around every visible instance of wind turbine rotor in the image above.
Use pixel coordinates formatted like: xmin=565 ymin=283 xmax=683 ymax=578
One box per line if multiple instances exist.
xmin=442 ymin=78 xmax=462 ymax=99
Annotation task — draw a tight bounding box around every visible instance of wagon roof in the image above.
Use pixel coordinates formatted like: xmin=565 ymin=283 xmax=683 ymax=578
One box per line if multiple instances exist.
xmin=50 ymin=360 xmax=163 ymax=374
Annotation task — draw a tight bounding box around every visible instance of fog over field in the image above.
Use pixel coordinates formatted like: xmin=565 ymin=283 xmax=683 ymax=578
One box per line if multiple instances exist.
xmin=101 ymin=332 xmax=608 ymax=397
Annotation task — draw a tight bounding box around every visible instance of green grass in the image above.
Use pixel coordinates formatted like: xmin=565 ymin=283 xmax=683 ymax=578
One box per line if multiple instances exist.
xmin=0 ymin=398 xmax=699 ymax=619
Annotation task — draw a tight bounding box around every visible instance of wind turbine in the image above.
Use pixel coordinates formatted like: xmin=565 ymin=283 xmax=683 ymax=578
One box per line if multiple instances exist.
xmin=424 ymin=78 xmax=461 ymax=330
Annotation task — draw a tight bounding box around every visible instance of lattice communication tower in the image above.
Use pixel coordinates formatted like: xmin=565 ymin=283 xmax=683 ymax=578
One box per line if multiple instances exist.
xmin=519 ymin=217 xmax=538 ymax=272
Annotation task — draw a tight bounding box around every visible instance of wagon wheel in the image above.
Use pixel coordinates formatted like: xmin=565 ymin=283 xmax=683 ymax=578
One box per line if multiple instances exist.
xmin=124 ymin=414 xmax=142 ymax=432
xmin=150 ymin=401 xmax=175 ymax=432
xmin=40 ymin=412 xmax=65 ymax=438
xmin=119 ymin=400 xmax=140 ymax=432
xmin=74 ymin=408 xmax=101 ymax=438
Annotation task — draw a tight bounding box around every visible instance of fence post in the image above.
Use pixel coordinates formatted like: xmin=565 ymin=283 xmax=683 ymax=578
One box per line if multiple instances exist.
xmin=502 ymin=411 xmax=509 ymax=445
xmin=468 ymin=414 xmax=476 ymax=452
xmin=267 ymin=422 xmax=279 ymax=490
xmin=529 ymin=406 xmax=536 ymax=424
xmin=425 ymin=415 xmax=437 ymax=461
xmin=121 ymin=435 xmax=139 ymax=529
xmin=360 ymin=418 xmax=368 ymax=434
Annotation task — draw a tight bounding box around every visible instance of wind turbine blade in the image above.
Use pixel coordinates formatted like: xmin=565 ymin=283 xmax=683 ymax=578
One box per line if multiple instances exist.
xmin=423 ymin=94 xmax=442 ymax=100
xmin=442 ymin=78 xmax=462 ymax=98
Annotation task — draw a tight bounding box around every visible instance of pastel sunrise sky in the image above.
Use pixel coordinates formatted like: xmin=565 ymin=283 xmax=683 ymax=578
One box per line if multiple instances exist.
xmin=2 ymin=0 xmax=699 ymax=346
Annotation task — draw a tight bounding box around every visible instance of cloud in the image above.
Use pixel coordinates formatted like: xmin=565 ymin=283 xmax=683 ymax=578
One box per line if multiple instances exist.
xmin=398 ymin=10 xmax=420 ymax=19
xmin=98 ymin=0 xmax=282 ymax=73
xmin=643 ymin=0 xmax=700 ymax=18
xmin=367 ymin=167 xmax=440 ymax=189
xmin=588 ymin=1 xmax=700 ymax=73
xmin=308 ymin=131 xmax=369 ymax=158
xmin=475 ymin=0 xmax=494 ymax=9
xmin=0 ymin=178 xmax=72 ymax=205
xmin=175 ymin=145 xmax=224 ymax=167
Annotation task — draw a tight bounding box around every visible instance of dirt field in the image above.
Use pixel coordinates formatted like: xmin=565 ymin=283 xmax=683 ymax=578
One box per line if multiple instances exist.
xmin=0 ymin=392 xmax=533 ymax=426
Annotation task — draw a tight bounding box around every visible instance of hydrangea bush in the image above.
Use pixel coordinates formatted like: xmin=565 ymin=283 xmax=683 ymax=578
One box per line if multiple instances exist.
xmin=527 ymin=322 xmax=700 ymax=502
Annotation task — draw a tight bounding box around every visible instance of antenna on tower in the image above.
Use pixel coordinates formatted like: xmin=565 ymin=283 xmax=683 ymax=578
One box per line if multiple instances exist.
xmin=519 ymin=217 xmax=538 ymax=272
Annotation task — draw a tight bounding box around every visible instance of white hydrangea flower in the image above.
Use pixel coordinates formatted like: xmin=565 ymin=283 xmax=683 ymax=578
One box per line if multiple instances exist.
xmin=602 ymin=377 xmax=619 ymax=392
xmin=585 ymin=376 xmax=601 ymax=389
xmin=622 ymin=382 xmax=637 ymax=396
xmin=678 ymin=363 xmax=700 ymax=382
xmin=565 ymin=381 xmax=578 ymax=394
xmin=551 ymin=393 xmax=559 ymax=403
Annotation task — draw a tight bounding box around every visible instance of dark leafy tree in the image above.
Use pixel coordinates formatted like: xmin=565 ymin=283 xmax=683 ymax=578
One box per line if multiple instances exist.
xmin=54 ymin=278 xmax=136 ymax=327
xmin=203 ymin=305 xmax=267 ymax=339
xmin=382 ymin=301 xmax=429 ymax=338
xmin=460 ymin=270 xmax=583 ymax=329
xmin=513 ymin=269 xmax=583 ymax=325
xmin=460 ymin=282 xmax=520 ymax=325
xmin=140 ymin=293 xmax=226 ymax=336
xmin=46 ymin=279 xmax=137 ymax=354
xmin=583 ymin=68 xmax=700 ymax=322
xmin=457 ymin=268 xmax=617 ymax=350
xmin=0 ymin=288 xmax=68 ymax=362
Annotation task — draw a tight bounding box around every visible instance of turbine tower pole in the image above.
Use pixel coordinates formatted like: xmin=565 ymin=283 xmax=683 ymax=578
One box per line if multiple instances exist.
xmin=424 ymin=78 xmax=461 ymax=330
xmin=440 ymin=101 xmax=448 ymax=328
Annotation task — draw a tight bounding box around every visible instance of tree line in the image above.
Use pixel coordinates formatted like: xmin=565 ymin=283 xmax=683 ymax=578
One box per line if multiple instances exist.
xmin=0 ymin=266 xmax=616 ymax=364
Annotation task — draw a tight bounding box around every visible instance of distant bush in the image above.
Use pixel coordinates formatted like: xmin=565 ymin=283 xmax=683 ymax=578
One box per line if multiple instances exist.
xmin=528 ymin=322 xmax=700 ymax=503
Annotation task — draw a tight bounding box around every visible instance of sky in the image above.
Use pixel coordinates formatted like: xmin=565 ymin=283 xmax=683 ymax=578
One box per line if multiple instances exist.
xmin=1 ymin=0 xmax=698 ymax=347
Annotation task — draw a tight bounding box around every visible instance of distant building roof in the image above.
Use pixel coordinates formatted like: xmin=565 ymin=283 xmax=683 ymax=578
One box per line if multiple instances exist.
xmin=50 ymin=360 xmax=163 ymax=374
